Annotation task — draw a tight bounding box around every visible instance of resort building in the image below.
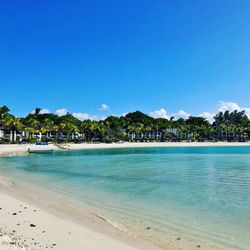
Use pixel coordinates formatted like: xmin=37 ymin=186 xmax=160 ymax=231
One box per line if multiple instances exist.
xmin=216 ymin=130 xmax=248 ymax=142
xmin=0 ymin=124 xmax=248 ymax=144
xmin=127 ymin=128 xmax=178 ymax=142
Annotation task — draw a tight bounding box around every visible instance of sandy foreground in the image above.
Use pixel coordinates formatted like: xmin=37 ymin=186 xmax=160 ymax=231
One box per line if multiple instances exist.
xmin=0 ymin=142 xmax=249 ymax=250
xmin=0 ymin=176 xmax=159 ymax=250
xmin=0 ymin=141 xmax=250 ymax=156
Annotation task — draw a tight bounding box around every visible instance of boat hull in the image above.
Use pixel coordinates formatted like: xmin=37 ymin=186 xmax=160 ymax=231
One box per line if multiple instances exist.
xmin=28 ymin=149 xmax=54 ymax=154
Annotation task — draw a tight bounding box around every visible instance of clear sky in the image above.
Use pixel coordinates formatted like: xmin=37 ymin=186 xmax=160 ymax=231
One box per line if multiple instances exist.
xmin=0 ymin=0 xmax=250 ymax=121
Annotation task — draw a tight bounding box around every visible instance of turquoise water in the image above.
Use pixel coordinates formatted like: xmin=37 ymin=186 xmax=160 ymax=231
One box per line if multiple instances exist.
xmin=0 ymin=146 xmax=250 ymax=249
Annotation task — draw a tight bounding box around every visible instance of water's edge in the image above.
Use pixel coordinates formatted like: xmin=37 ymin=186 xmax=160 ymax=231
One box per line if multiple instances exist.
xmin=0 ymin=175 xmax=163 ymax=249
xmin=0 ymin=175 xmax=209 ymax=250
xmin=0 ymin=146 xmax=249 ymax=250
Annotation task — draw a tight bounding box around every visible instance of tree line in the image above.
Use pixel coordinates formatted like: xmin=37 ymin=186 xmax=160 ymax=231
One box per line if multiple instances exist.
xmin=0 ymin=105 xmax=249 ymax=143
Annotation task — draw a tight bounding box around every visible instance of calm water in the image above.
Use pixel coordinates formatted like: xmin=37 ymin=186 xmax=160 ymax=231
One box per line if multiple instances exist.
xmin=0 ymin=146 xmax=250 ymax=249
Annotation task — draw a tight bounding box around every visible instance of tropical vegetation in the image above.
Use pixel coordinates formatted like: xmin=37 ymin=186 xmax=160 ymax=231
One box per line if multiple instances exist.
xmin=0 ymin=105 xmax=249 ymax=143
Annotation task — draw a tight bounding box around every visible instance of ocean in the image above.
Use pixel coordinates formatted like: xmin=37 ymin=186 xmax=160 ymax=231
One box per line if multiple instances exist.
xmin=0 ymin=146 xmax=249 ymax=249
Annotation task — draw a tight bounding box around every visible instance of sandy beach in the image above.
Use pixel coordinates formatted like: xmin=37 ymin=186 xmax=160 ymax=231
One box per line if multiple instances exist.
xmin=1 ymin=142 xmax=249 ymax=250
xmin=0 ymin=143 xmax=162 ymax=250
xmin=0 ymin=176 xmax=159 ymax=250
xmin=1 ymin=141 xmax=250 ymax=156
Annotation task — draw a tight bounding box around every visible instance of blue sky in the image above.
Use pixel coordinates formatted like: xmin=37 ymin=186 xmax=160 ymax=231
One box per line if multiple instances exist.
xmin=0 ymin=0 xmax=250 ymax=122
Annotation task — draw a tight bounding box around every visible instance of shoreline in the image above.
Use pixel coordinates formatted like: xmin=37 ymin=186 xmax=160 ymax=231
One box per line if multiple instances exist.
xmin=0 ymin=174 xmax=239 ymax=250
xmin=0 ymin=176 xmax=159 ymax=250
xmin=0 ymin=175 xmax=217 ymax=250
xmin=1 ymin=143 xmax=249 ymax=249
xmin=0 ymin=141 xmax=250 ymax=156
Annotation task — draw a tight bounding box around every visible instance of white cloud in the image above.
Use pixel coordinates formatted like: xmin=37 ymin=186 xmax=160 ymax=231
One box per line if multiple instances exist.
xmin=200 ymin=101 xmax=250 ymax=123
xmin=244 ymin=108 xmax=250 ymax=118
xmin=55 ymin=108 xmax=68 ymax=116
xmin=199 ymin=112 xmax=215 ymax=124
xmin=40 ymin=109 xmax=50 ymax=114
xmin=218 ymin=101 xmax=241 ymax=113
xmin=149 ymin=108 xmax=170 ymax=119
xmin=99 ymin=104 xmax=109 ymax=111
xmin=178 ymin=110 xmax=190 ymax=119
xmin=218 ymin=101 xmax=250 ymax=118
xmin=73 ymin=112 xmax=105 ymax=121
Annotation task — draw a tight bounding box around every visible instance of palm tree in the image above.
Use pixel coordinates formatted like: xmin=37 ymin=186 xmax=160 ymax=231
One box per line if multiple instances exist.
xmin=0 ymin=105 xmax=250 ymax=143
xmin=25 ymin=127 xmax=36 ymax=140
xmin=0 ymin=105 xmax=10 ymax=118
xmin=52 ymin=125 xmax=60 ymax=140
xmin=44 ymin=118 xmax=54 ymax=139
xmin=35 ymin=107 xmax=41 ymax=115
xmin=39 ymin=127 xmax=48 ymax=140
xmin=69 ymin=124 xmax=79 ymax=140
xmin=60 ymin=122 xmax=79 ymax=141
xmin=96 ymin=123 xmax=108 ymax=142
xmin=0 ymin=105 xmax=10 ymax=137
xmin=58 ymin=122 xmax=67 ymax=141
xmin=4 ymin=115 xmax=24 ymax=143
xmin=25 ymin=118 xmax=39 ymax=141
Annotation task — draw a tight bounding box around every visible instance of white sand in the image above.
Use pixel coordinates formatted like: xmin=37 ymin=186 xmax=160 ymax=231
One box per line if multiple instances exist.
xmin=0 ymin=141 xmax=250 ymax=156
xmin=1 ymin=142 xmax=249 ymax=249
xmin=0 ymin=177 xmax=157 ymax=250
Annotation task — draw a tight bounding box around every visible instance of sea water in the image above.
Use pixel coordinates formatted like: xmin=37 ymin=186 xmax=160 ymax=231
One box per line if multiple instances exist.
xmin=0 ymin=146 xmax=249 ymax=249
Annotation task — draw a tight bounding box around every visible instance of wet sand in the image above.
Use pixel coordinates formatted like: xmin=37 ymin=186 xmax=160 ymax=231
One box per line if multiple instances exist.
xmin=0 ymin=176 xmax=158 ymax=250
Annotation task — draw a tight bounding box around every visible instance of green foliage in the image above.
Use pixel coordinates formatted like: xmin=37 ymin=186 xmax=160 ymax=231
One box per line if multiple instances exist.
xmin=0 ymin=105 xmax=249 ymax=143
xmin=214 ymin=110 xmax=249 ymax=126
xmin=125 ymin=111 xmax=154 ymax=126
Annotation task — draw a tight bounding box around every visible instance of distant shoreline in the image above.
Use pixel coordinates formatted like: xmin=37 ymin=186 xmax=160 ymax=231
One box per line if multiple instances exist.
xmin=1 ymin=141 xmax=250 ymax=156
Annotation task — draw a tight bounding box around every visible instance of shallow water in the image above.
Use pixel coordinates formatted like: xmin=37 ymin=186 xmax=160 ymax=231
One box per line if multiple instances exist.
xmin=0 ymin=146 xmax=250 ymax=249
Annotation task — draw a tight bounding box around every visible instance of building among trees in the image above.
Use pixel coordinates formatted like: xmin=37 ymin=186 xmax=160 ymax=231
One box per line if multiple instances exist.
xmin=0 ymin=106 xmax=249 ymax=144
